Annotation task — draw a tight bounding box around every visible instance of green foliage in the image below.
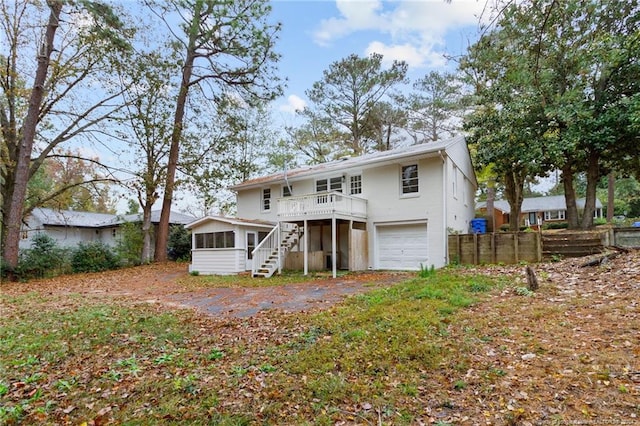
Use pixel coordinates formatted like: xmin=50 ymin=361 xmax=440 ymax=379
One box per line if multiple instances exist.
xmin=542 ymin=222 xmax=569 ymax=230
xmin=16 ymin=234 xmax=69 ymax=279
xmin=116 ymin=221 xmax=144 ymax=266
xmin=71 ymin=242 xmax=120 ymax=273
xmin=418 ymin=263 xmax=436 ymax=278
xmin=168 ymin=225 xmax=191 ymax=261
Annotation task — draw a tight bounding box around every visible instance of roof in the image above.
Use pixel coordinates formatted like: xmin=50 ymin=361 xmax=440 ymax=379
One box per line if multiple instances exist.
xmin=478 ymin=195 xmax=603 ymax=214
xmin=186 ymin=216 xmax=275 ymax=230
xmin=231 ymin=135 xmax=467 ymax=190
xmin=29 ymin=207 xmax=195 ymax=228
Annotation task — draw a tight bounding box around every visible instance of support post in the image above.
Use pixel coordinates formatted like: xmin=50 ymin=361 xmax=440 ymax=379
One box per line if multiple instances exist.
xmin=303 ymin=219 xmax=308 ymax=276
xmin=332 ymin=215 xmax=337 ymax=278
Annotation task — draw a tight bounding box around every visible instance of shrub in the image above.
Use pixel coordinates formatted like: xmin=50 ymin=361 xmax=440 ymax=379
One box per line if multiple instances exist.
xmin=71 ymin=241 xmax=120 ymax=273
xmin=116 ymin=221 xmax=145 ymax=266
xmin=543 ymin=221 xmax=569 ymax=230
xmin=168 ymin=225 xmax=191 ymax=261
xmin=16 ymin=233 xmax=69 ymax=279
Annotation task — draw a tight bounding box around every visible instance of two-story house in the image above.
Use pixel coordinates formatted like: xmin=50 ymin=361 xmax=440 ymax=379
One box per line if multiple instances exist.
xmin=187 ymin=135 xmax=477 ymax=277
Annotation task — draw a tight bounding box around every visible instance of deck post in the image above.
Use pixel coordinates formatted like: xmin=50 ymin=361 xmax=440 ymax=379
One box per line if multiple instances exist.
xmin=303 ymin=219 xmax=308 ymax=276
xmin=332 ymin=215 xmax=337 ymax=278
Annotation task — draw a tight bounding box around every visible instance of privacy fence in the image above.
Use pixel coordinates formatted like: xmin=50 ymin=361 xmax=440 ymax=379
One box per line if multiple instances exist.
xmin=449 ymin=227 xmax=640 ymax=265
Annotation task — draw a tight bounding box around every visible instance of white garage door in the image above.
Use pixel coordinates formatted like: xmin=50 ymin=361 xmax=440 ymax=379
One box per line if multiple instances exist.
xmin=376 ymin=223 xmax=428 ymax=270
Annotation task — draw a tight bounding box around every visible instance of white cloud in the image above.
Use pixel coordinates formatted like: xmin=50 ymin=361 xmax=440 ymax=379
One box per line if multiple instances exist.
xmin=279 ymin=94 xmax=307 ymax=114
xmin=314 ymin=0 xmax=486 ymax=68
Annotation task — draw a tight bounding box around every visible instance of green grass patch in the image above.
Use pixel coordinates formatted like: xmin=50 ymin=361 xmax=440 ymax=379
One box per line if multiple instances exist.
xmin=0 ymin=268 xmax=500 ymax=424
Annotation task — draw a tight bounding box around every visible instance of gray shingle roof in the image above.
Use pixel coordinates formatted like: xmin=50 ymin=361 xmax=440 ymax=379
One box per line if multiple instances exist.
xmin=30 ymin=208 xmax=194 ymax=228
xmin=478 ymin=195 xmax=603 ymax=214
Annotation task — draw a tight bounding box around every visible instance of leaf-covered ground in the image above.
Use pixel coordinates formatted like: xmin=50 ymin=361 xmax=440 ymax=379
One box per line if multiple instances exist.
xmin=0 ymin=252 xmax=638 ymax=425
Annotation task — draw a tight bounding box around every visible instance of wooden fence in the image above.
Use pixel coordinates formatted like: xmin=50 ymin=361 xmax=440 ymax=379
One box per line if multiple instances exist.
xmin=450 ymin=227 xmax=640 ymax=265
xmin=448 ymin=232 xmax=542 ymax=265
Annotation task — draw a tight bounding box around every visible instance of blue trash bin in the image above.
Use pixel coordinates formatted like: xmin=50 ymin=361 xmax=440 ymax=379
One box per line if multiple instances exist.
xmin=470 ymin=218 xmax=487 ymax=234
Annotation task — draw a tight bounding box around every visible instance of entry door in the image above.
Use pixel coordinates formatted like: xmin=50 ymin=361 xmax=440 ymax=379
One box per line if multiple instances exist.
xmin=246 ymin=231 xmax=257 ymax=270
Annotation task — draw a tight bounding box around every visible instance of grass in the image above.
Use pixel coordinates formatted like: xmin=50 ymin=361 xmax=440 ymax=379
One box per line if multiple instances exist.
xmin=3 ymin=262 xmax=635 ymax=424
xmin=0 ymin=269 xmax=497 ymax=424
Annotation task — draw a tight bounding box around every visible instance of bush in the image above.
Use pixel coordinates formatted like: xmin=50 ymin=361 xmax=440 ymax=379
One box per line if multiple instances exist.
xmin=168 ymin=225 xmax=191 ymax=261
xmin=16 ymin=233 xmax=70 ymax=279
xmin=71 ymin=241 xmax=120 ymax=273
xmin=116 ymin=221 xmax=145 ymax=266
xmin=542 ymin=221 xmax=569 ymax=230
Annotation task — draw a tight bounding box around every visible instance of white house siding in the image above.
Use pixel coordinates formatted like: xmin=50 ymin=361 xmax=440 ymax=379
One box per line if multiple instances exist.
xmin=365 ymin=156 xmax=447 ymax=269
xmin=190 ymin=249 xmax=243 ymax=275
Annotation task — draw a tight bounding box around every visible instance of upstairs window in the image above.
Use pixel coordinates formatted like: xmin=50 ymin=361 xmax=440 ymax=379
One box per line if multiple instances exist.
xmin=282 ymin=185 xmax=292 ymax=197
xmin=350 ymin=175 xmax=362 ymax=195
xmin=401 ymin=164 xmax=419 ymax=194
xmin=262 ymin=188 xmax=271 ymax=211
xmin=316 ymin=177 xmax=342 ymax=193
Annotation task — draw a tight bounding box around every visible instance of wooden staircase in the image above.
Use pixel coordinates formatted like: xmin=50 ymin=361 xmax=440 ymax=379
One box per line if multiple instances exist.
xmin=252 ymin=223 xmax=302 ymax=278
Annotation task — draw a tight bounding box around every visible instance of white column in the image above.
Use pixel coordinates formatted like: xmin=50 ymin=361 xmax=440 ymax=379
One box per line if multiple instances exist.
xmin=303 ymin=219 xmax=308 ymax=276
xmin=332 ymin=215 xmax=337 ymax=278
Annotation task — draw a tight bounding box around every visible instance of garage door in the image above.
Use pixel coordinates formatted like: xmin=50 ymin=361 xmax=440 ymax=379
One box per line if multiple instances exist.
xmin=376 ymin=223 xmax=428 ymax=270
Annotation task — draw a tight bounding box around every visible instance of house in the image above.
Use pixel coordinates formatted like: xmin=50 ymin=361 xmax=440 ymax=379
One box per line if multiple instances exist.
xmin=20 ymin=208 xmax=194 ymax=250
xmin=478 ymin=195 xmax=604 ymax=229
xmin=187 ymin=135 xmax=477 ymax=277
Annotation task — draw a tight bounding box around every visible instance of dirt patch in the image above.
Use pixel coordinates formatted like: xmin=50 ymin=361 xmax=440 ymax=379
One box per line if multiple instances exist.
xmin=0 ymin=264 xmax=412 ymax=318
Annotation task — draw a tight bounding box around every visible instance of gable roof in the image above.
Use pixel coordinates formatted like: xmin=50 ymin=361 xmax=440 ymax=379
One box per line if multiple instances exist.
xmin=186 ymin=215 xmax=275 ymax=230
xmin=29 ymin=207 xmax=195 ymax=228
xmin=231 ymin=135 xmax=468 ymax=190
xmin=479 ymin=195 xmax=603 ymax=214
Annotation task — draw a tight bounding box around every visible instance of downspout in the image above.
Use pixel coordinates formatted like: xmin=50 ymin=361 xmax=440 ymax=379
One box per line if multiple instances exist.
xmin=439 ymin=150 xmax=448 ymax=266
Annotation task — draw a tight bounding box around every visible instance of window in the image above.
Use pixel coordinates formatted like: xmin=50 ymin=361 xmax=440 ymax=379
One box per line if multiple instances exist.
xmin=112 ymin=229 xmax=117 ymax=237
xmin=262 ymin=188 xmax=271 ymax=211
xmin=544 ymin=210 xmax=566 ymax=220
xmin=316 ymin=177 xmax=343 ymax=193
xmin=329 ymin=177 xmax=343 ymax=192
xmin=350 ymin=175 xmax=362 ymax=195
xmin=282 ymin=185 xmax=292 ymax=197
xmin=194 ymin=231 xmax=235 ymax=249
xmin=401 ymin=164 xmax=419 ymax=194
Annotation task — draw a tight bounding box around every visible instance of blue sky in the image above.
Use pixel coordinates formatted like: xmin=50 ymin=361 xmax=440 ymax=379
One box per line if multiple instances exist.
xmin=268 ymin=0 xmax=487 ymax=125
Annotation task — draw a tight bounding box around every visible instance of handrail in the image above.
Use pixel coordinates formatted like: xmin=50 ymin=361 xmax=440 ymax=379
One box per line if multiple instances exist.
xmin=251 ymin=222 xmax=280 ymax=277
xmin=277 ymin=191 xmax=367 ymax=219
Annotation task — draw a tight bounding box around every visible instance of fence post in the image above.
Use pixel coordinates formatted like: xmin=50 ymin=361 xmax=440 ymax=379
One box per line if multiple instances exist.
xmin=514 ymin=232 xmax=519 ymax=263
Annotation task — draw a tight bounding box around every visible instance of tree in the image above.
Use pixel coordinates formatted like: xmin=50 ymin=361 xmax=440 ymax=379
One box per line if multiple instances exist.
xmin=28 ymin=150 xmax=116 ymax=213
xmin=366 ymin=101 xmax=407 ymax=151
xmin=401 ymin=71 xmax=465 ymax=143
xmin=1 ymin=0 xmax=133 ymax=274
xmin=118 ymin=50 xmax=177 ymax=263
xmin=461 ymin=0 xmax=640 ymax=230
xmin=151 ymin=0 xmax=283 ymax=262
xmin=304 ymin=53 xmax=407 ymax=156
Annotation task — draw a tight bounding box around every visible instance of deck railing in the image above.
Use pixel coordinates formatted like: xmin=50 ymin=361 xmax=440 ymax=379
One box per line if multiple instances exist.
xmin=251 ymin=222 xmax=300 ymax=277
xmin=277 ymin=191 xmax=367 ymax=219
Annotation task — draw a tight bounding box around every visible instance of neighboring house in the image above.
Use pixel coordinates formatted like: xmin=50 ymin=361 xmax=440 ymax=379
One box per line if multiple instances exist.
xmin=478 ymin=195 xmax=604 ymax=229
xmin=20 ymin=208 xmax=194 ymax=250
xmin=187 ymin=135 xmax=477 ymax=276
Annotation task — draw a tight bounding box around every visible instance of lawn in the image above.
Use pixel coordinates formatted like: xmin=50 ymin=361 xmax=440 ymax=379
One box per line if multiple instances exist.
xmin=1 ymin=254 xmax=638 ymax=425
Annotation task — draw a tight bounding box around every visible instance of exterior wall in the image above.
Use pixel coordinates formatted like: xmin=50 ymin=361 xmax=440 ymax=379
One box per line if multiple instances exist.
xmin=20 ymin=225 xmax=118 ymax=250
xmin=190 ymin=249 xmax=244 ymax=275
xmin=234 ymin=141 xmax=477 ymax=271
xmin=188 ymin=219 xmax=274 ymax=275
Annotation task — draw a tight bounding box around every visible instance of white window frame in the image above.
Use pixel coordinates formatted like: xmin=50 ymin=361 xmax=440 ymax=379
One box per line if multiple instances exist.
xmin=544 ymin=210 xmax=565 ymax=220
xmin=261 ymin=188 xmax=271 ymax=211
xmin=400 ymin=164 xmax=419 ymax=196
xmin=282 ymin=185 xmax=292 ymax=197
xmin=350 ymin=175 xmax=362 ymax=195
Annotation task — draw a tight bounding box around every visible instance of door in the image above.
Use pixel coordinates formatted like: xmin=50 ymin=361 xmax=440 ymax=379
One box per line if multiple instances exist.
xmin=376 ymin=223 xmax=428 ymax=270
xmin=246 ymin=231 xmax=257 ymax=270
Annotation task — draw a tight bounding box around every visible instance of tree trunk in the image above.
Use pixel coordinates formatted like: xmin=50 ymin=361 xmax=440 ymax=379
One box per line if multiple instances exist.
xmin=2 ymin=1 xmax=62 ymax=275
xmin=562 ymin=163 xmax=579 ymax=229
xmin=154 ymin=1 xmax=201 ymax=262
xmin=486 ymin=181 xmax=495 ymax=232
xmin=504 ymin=169 xmax=525 ymax=232
xmin=607 ymin=172 xmax=614 ymax=223
xmin=581 ymin=150 xmax=599 ymax=229
xmin=141 ymin=202 xmax=153 ymax=263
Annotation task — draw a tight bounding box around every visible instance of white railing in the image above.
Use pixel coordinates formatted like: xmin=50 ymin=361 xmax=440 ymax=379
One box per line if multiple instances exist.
xmin=277 ymin=191 xmax=367 ymax=219
xmin=251 ymin=222 xmax=300 ymax=277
